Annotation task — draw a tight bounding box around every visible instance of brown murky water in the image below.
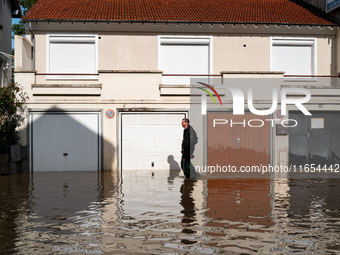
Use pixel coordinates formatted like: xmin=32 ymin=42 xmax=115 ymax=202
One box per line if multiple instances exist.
xmin=0 ymin=170 xmax=340 ymax=254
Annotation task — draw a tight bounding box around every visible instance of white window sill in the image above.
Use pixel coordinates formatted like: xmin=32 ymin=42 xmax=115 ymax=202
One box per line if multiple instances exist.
xmin=283 ymin=77 xmax=318 ymax=82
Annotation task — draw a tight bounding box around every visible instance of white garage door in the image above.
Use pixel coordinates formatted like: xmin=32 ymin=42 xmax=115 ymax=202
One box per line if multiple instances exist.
xmin=31 ymin=112 xmax=100 ymax=171
xmin=121 ymin=113 xmax=186 ymax=170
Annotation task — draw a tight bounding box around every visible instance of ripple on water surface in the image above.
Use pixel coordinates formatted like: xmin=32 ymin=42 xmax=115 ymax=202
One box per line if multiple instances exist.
xmin=0 ymin=171 xmax=340 ymax=254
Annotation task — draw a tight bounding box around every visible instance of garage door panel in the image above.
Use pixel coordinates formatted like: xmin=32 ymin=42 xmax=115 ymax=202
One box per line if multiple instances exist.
xmin=123 ymin=114 xmax=182 ymax=124
xmin=123 ymin=125 xmax=181 ymax=132
xmin=207 ymin=112 xmax=270 ymax=170
xmin=123 ymin=134 xmax=182 ymax=143
xmin=122 ymin=113 xmax=185 ymax=170
xmin=126 ymin=128 xmax=182 ymax=135
xmin=32 ymin=113 xmax=100 ymax=171
xmin=124 ymin=134 xmax=182 ymax=140
xmin=123 ymin=141 xmax=180 ymax=148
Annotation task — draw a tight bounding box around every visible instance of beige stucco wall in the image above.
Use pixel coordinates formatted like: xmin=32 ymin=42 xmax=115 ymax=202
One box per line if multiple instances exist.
xmin=22 ymin=39 xmax=33 ymax=70
xmin=14 ymin=36 xmax=33 ymax=71
xmin=98 ymin=34 xmax=158 ymax=71
xmin=214 ymin=35 xmax=336 ymax=75
xmin=317 ymin=36 xmax=337 ymax=75
xmin=213 ymin=35 xmax=270 ymax=73
xmin=23 ymin=33 xmax=159 ymax=73
xmin=28 ymin=33 xmax=337 ymax=80
xmin=35 ymin=33 xmax=46 ymax=73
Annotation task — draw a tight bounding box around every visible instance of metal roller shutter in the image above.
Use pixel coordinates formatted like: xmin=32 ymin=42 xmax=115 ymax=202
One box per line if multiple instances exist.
xmin=31 ymin=112 xmax=100 ymax=171
xmin=121 ymin=113 xmax=186 ymax=170
xmin=271 ymin=38 xmax=314 ymax=76
xmin=159 ymin=37 xmax=210 ymax=85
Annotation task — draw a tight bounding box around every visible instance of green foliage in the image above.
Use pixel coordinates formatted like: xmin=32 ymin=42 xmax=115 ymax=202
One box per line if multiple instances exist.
xmin=12 ymin=0 xmax=39 ymax=36
xmin=19 ymin=0 xmax=38 ymax=16
xmin=12 ymin=22 xmax=25 ymax=36
xmin=0 ymin=83 xmax=28 ymax=154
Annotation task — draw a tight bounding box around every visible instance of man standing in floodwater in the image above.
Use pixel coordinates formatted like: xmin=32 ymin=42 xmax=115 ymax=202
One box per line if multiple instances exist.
xmin=181 ymin=118 xmax=198 ymax=178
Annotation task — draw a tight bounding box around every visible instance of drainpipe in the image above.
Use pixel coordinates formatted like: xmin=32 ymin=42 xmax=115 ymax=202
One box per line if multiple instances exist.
xmin=28 ymin=21 xmax=35 ymax=70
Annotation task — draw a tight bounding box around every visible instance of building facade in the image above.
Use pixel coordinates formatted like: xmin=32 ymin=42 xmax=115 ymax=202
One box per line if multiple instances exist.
xmin=0 ymin=0 xmax=20 ymax=87
xmin=15 ymin=0 xmax=340 ymax=172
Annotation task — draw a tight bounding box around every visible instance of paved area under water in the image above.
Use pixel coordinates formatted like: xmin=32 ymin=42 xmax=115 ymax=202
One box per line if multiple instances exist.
xmin=0 ymin=170 xmax=340 ymax=254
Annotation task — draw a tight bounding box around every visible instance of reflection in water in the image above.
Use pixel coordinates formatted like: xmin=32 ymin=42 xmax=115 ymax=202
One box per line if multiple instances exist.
xmin=206 ymin=179 xmax=273 ymax=227
xmin=0 ymin=173 xmax=31 ymax=254
xmin=273 ymin=178 xmax=340 ymax=254
xmin=0 ymin=171 xmax=340 ymax=254
xmin=180 ymin=179 xmax=196 ymax=225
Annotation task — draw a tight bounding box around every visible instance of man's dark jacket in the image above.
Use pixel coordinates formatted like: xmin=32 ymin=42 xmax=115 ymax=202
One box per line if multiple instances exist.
xmin=182 ymin=125 xmax=198 ymax=160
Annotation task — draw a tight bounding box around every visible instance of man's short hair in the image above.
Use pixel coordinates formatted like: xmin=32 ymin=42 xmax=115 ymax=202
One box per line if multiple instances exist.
xmin=182 ymin=118 xmax=190 ymax=124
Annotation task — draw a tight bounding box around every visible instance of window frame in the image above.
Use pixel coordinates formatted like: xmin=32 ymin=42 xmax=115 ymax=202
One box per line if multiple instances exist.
xmin=270 ymin=36 xmax=317 ymax=81
xmin=158 ymin=35 xmax=213 ymax=85
xmin=46 ymin=33 xmax=98 ymax=80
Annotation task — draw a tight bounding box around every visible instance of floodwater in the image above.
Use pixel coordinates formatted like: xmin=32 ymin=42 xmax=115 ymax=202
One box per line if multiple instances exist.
xmin=1 ymin=170 xmax=340 ymax=254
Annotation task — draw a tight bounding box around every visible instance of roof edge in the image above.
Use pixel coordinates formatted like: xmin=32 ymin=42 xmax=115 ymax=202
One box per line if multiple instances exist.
xmin=20 ymin=19 xmax=338 ymax=26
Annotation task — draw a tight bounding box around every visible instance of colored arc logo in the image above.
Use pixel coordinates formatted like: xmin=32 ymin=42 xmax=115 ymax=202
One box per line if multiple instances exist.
xmin=196 ymin=82 xmax=223 ymax=106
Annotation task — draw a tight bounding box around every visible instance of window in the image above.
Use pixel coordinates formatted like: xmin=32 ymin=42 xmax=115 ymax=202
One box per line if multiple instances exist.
xmin=47 ymin=35 xmax=97 ymax=79
xmin=270 ymin=37 xmax=316 ymax=77
xmin=158 ymin=36 xmax=211 ymax=85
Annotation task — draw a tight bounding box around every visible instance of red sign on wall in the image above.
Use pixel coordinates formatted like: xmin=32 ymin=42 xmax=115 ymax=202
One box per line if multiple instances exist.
xmin=105 ymin=109 xmax=115 ymax=119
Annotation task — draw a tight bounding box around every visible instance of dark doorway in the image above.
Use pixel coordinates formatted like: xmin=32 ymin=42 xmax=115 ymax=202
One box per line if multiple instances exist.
xmin=289 ymin=111 xmax=340 ymax=166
